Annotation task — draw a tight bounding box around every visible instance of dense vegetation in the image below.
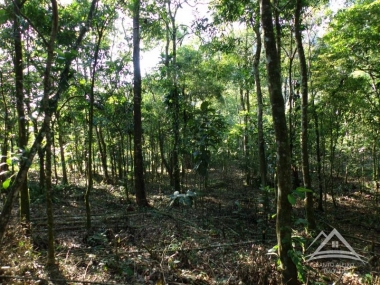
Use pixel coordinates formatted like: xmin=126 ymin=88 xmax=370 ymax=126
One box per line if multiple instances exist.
xmin=0 ymin=0 xmax=379 ymax=284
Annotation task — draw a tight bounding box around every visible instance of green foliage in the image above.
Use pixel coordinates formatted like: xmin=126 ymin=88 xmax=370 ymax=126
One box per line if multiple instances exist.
xmin=362 ymin=273 xmax=373 ymax=284
xmin=287 ymin=187 xmax=313 ymax=206
xmin=289 ymin=249 xmax=306 ymax=282
xmin=269 ymin=235 xmax=311 ymax=283
xmin=188 ymin=101 xmax=227 ymax=177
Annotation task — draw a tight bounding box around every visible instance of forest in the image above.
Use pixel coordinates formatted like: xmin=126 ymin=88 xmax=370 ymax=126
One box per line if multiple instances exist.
xmin=0 ymin=0 xmax=379 ymax=284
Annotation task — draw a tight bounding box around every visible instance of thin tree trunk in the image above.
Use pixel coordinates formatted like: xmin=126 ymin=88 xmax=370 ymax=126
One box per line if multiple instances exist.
xmin=45 ymin=123 xmax=55 ymax=266
xmin=295 ymin=0 xmax=316 ymax=230
xmin=260 ymin=0 xmax=298 ymax=284
xmin=96 ymin=125 xmax=110 ymax=183
xmin=85 ymin=21 xmax=105 ymax=230
xmin=312 ymin=101 xmax=323 ymax=211
xmin=13 ymin=0 xmax=30 ymax=222
xmin=58 ymin=120 xmax=68 ymax=185
xmin=251 ymin=13 xmax=267 ymax=188
xmin=85 ymin=92 xmax=94 ymax=230
xmin=158 ymin=129 xmax=173 ymax=184
xmin=168 ymin=0 xmax=181 ymax=192
xmin=0 ymin=72 xmax=10 ymax=184
xmin=0 ymin=0 xmax=99 ymax=242
xmin=41 ymin=0 xmax=58 ymax=266
xmin=286 ymin=47 xmax=298 ymax=189
xmin=133 ymin=0 xmax=149 ymax=207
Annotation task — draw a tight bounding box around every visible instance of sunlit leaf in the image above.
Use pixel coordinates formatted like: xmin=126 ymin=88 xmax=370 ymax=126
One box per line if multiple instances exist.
xmin=2 ymin=178 xmax=11 ymax=190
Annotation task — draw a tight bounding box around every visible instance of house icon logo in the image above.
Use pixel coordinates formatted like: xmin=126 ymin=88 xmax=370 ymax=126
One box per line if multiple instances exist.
xmin=306 ymin=228 xmax=366 ymax=263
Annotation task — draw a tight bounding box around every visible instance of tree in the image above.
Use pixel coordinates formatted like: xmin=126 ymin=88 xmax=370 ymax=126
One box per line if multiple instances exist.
xmin=41 ymin=0 xmax=59 ymax=265
xmin=294 ymin=0 xmax=316 ymax=230
xmin=13 ymin=0 xmax=30 ymax=222
xmin=260 ymin=0 xmax=298 ymax=283
xmin=313 ymin=0 xmax=380 ymax=203
xmin=133 ymin=0 xmax=149 ymax=207
xmin=211 ymin=0 xmax=268 ymax=186
xmin=84 ymin=5 xmax=110 ymax=230
xmin=251 ymin=7 xmax=267 ymax=188
xmin=0 ymin=0 xmax=99 ymax=242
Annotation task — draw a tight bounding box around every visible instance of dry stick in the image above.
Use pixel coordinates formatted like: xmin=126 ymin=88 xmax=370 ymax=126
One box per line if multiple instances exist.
xmin=159 ymin=244 xmax=168 ymax=284
xmin=0 ymin=275 xmax=120 ymax=285
xmin=334 ymin=270 xmax=344 ymax=285
xmin=83 ymin=257 xmax=93 ymax=281
xmin=64 ymin=248 xmax=71 ymax=264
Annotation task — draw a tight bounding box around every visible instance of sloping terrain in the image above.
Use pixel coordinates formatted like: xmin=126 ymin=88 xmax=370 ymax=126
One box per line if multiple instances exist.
xmin=0 ymin=170 xmax=379 ymax=284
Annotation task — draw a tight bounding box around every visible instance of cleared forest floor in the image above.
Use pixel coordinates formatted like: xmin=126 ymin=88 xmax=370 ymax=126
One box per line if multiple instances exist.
xmin=0 ymin=168 xmax=379 ymax=284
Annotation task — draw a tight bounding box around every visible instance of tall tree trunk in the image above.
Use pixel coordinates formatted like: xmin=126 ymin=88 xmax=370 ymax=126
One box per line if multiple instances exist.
xmin=168 ymin=0 xmax=181 ymax=192
xmin=85 ymin=90 xmax=94 ymax=230
xmin=0 ymin=0 xmax=99 ymax=242
xmin=295 ymin=0 xmax=316 ymax=230
xmin=85 ymin=19 xmax=106 ymax=230
xmin=133 ymin=0 xmax=149 ymax=207
xmin=251 ymin=13 xmax=267 ymax=188
xmin=239 ymin=87 xmax=250 ymax=184
xmin=13 ymin=0 xmax=30 ymax=222
xmin=286 ymin=47 xmax=299 ymax=189
xmin=312 ymin=101 xmax=324 ymax=211
xmin=41 ymin=0 xmax=58 ymax=266
xmin=260 ymin=0 xmax=298 ymax=284
xmin=244 ymin=89 xmax=250 ymax=185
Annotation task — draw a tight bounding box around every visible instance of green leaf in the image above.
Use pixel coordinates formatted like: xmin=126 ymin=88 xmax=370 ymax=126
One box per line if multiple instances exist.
xmin=288 ymin=194 xmax=296 ymax=205
xmin=0 ymin=9 xmax=9 ymax=25
xmin=200 ymin=101 xmax=210 ymax=112
xmin=2 ymin=178 xmax=11 ymax=189
xmin=295 ymin=187 xmax=313 ymax=193
xmin=268 ymin=245 xmax=278 ymax=254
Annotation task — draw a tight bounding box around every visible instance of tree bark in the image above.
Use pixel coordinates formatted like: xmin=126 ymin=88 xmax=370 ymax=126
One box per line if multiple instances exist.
xmin=295 ymin=0 xmax=316 ymax=230
xmin=133 ymin=0 xmax=149 ymax=207
xmin=85 ymin=16 xmax=106 ymax=230
xmin=58 ymin=120 xmax=68 ymax=185
xmin=0 ymin=0 xmax=99 ymax=242
xmin=167 ymin=0 xmax=181 ymax=192
xmin=251 ymin=12 xmax=267 ymax=188
xmin=96 ymin=125 xmax=110 ymax=183
xmin=0 ymin=72 xmax=10 ymax=184
xmin=260 ymin=0 xmax=298 ymax=284
xmin=312 ymin=101 xmax=324 ymax=211
xmin=41 ymin=0 xmax=59 ymax=266
xmin=13 ymin=0 xmax=30 ymax=222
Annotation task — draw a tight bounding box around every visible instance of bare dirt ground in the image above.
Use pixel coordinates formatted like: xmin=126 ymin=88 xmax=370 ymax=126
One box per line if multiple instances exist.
xmin=0 ymin=169 xmax=379 ymax=284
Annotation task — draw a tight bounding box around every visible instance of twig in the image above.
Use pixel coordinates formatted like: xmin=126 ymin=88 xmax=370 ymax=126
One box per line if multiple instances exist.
xmin=334 ymin=270 xmax=344 ymax=285
xmin=83 ymin=256 xmax=93 ymax=280
xmin=0 ymin=275 xmax=120 ymax=284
